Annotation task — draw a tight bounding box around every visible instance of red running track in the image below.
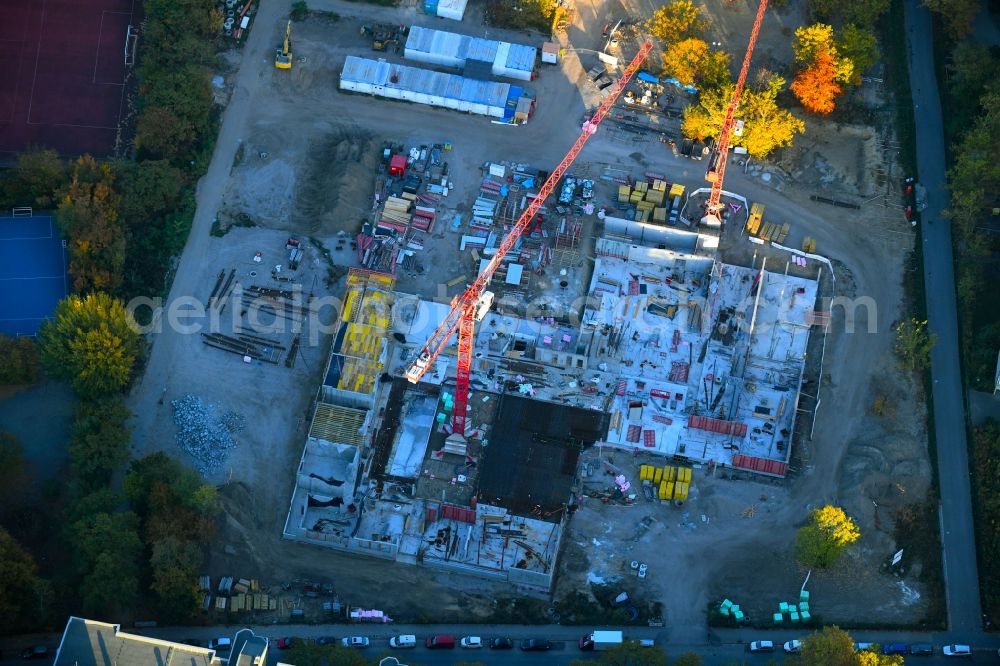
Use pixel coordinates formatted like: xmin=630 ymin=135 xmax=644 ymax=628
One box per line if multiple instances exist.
xmin=0 ymin=0 xmax=136 ymax=159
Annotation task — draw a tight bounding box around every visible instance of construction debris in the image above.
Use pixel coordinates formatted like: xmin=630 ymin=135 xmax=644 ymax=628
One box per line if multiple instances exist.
xmin=171 ymin=394 xmax=246 ymax=474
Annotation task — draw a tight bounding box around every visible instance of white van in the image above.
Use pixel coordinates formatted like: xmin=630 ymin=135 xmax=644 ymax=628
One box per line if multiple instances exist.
xmin=389 ymin=635 xmax=416 ymax=649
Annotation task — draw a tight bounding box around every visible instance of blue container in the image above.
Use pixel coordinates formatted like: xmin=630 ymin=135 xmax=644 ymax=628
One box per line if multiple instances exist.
xmin=424 ymin=0 xmax=439 ymax=14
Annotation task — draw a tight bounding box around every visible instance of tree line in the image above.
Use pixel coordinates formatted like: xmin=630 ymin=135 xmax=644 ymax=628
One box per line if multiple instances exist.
xmin=0 ymin=0 xmax=223 ymax=633
xmin=647 ymin=0 xmax=976 ymax=159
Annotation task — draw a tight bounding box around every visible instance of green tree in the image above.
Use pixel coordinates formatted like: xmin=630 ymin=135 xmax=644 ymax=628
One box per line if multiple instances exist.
xmin=72 ymin=511 xmax=143 ymax=615
xmin=836 ymin=25 xmax=879 ymax=85
xmin=796 ymin=505 xmax=861 ymax=567
xmin=150 ymin=536 xmax=204 ymax=620
xmin=282 ymin=642 xmax=368 ymax=666
xmin=136 ymin=107 xmax=198 ymax=162
xmin=125 ymin=452 xmax=218 ymax=545
xmin=923 ymin=0 xmax=979 ymax=38
xmin=0 ymin=335 xmax=40 ymax=385
xmin=0 ymin=148 xmax=67 ymax=209
xmin=661 ymin=39 xmax=731 ymax=89
xmin=800 ymin=626 xmax=856 ymax=666
xmin=948 ymin=43 xmax=998 ymax=102
xmin=56 ymin=156 xmax=125 ymax=293
xmin=674 ymin=652 xmax=703 ymax=666
xmin=68 ymin=398 xmax=133 ymax=488
xmin=0 ymin=526 xmax=43 ymax=631
xmin=683 ymin=74 xmax=805 ymax=158
xmin=116 ymin=159 xmax=187 ymax=226
xmin=647 ymin=0 xmax=710 ymax=45
xmin=793 ymin=24 xmax=853 ymax=84
xmin=570 ymin=641 xmax=668 ymax=666
xmin=38 ymin=292 xmax=140 ymax=396
xmin=895 ymin=318 xmax=936 ymax=372
xmin=0 ymin=433 xmax=29 ymax=513
xmin=858 ymin=648 xmax=904 ymax=665
xmin=808 ymin=0 xmax=889 ymax=24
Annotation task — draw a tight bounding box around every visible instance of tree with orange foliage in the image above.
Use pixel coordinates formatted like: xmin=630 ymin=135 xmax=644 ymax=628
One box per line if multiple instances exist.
xmin=791 ymin=49 xmax=842 ymax=115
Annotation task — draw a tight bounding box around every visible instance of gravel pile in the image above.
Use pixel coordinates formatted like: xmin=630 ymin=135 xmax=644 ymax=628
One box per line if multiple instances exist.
xmin=171 ymin=394 xmax=246 ymax=474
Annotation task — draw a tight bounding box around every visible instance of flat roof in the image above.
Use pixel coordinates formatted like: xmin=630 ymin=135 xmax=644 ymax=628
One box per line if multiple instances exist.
xmin=477 ymin=395 xmax=607 ymax=519
xmin=54 ymin=617 xmax=218 ymax=666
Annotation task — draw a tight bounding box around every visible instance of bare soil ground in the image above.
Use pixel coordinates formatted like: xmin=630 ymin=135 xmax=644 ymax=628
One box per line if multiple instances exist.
xmin=120 ymin=0 xmax=935 ymax=631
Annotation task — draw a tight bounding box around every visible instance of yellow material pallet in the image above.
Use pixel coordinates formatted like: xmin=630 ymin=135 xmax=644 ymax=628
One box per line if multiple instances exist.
xmin=669 ymin=183 xmax=685 ymax=198
xmin=636 ymin=200 xmax=655 ymax=210
xmin=618 ymin=185 xmax=631 ymax=203
xmin=663 ymin=466 xmax=677 ymax=482
xmin=630 ymin=192 xmax=644 ymax=204
xmin=761 ymin=222 xmax=775 ymax=241
xmin=659 ymin=480 xmax=674 ymax=500
xmin=674 ymin=481 xmax=689 ymax=501
xmin=652 ymin=467 xmax=663 ymax=483
xmin=776 ymin=223 xmax=790 ymax=244
xmin=640 ymin=464 xmax=652 ymax=481
xmin=653 ymin=207 xmax=667 ymax=222
xmin=678 ymin=467 xmax=692 ymax=483
xmin=746 ymin=214 xmax=762 ymax=235
xmin=635 ymin=181 xmax=649 ymax=193
xmin=802 ymin=237 xmax=817 ymax=253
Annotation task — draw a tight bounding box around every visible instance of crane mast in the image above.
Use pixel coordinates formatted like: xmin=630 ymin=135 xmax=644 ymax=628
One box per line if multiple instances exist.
xmin=703 ymin=0 xmax=768 ymax=226
xmin=405 ymin=42 xmax=653 ymax=438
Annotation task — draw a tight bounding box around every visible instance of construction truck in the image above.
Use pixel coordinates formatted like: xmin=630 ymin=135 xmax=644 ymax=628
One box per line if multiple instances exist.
xmin=578 ymin=631 xmax=624 ymax=651
xmin=361 ymin=23 xmax=403 ymax=52
xmin=275 ymin=21 xmax=292 ymax=69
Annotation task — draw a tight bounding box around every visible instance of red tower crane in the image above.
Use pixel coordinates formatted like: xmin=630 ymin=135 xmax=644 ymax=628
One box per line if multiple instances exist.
xmin=405 ymin=42 xmax=654 ymax=439
xmin=703 ymin=0 xmax=769 ymax=226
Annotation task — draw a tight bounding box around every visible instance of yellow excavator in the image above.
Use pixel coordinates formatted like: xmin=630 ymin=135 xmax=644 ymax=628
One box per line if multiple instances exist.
xmin=275 ymin=20 xmax=292 ymax=69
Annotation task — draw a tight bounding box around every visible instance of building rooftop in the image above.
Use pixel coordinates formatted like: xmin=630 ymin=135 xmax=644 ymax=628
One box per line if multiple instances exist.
xmin=53 ymin=617 xmax=229 ymax=666
xmin=477 ymin=394 xmax=606 ymax=518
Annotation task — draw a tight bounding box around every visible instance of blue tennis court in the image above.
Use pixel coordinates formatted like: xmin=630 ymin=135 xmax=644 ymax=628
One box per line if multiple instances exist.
xmin=0 ymin=214 xmax=68 ymax=336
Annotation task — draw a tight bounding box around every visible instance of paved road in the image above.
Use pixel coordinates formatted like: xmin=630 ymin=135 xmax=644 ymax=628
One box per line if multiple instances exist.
xmin=904 ymin=0 xmax=983 ymax=637
xmin=5 ymin=623 xmax=1000 ymax=665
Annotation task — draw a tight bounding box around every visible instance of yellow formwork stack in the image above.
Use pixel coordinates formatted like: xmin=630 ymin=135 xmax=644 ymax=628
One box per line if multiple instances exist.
xmin=644 ymin=465 xmax=693 ymax=501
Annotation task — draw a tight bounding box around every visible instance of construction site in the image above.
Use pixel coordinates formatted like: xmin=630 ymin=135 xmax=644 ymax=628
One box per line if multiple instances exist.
xmin=121 ymin=0 xmax=937 ymax=633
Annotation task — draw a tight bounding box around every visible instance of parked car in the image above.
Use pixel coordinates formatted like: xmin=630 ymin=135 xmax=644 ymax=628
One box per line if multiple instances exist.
xmin=425 ymin=635 xmax=455 ymax=650
xmin=315 ymin=636 xmax=337 ymax=646
xmin=341 ymin=636 xmax=370 ymax=649
xmin=275 ymin=638 xmax=293 ymax=650
xmin=783 ymin=640 xmax=802 ymax=654
xmin=882 ymin=643 xmax=908 ymax=655
xmin=943 ymin=644 xmax=972 ymax=657
xmin=749 ymin=640 xmax=774 ymax=653
xmin=909 ymin=643 xmax=933 ymax=656
xmin=520 ymin=639 xmax=552 ymax=651
xmin=389 ymin=635 xmax=416 ymax=649
xmin=208 ymin=638 xmax=231 ymax=652
xmin=490 ymin=637 xmax=513 ymax=650
xmin=854 ymin=643 xmax=874 ymax=652
xmin=20 ymin=646 xmax=48 ymax=660
xmin=460 ymin=637 xmax=483 ymax=649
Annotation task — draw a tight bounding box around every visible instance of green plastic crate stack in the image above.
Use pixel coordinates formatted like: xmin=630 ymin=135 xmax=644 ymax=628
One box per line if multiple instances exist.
xmin=719 ymin=599 xmax=733 ymax=616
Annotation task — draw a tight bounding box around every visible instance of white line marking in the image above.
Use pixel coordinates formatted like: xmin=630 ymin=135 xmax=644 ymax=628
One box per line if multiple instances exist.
xmin=92 ymin=10 xmax=107 ymax=83
xmin=24 ymin=0 xmax=46 ymax=125
xmin=0 ymin=6 xmax=33 ymax=124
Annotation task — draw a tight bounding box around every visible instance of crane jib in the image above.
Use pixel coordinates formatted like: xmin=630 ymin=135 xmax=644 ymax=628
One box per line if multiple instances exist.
xmin=404 ymin=42 xmax=654 ymax=402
